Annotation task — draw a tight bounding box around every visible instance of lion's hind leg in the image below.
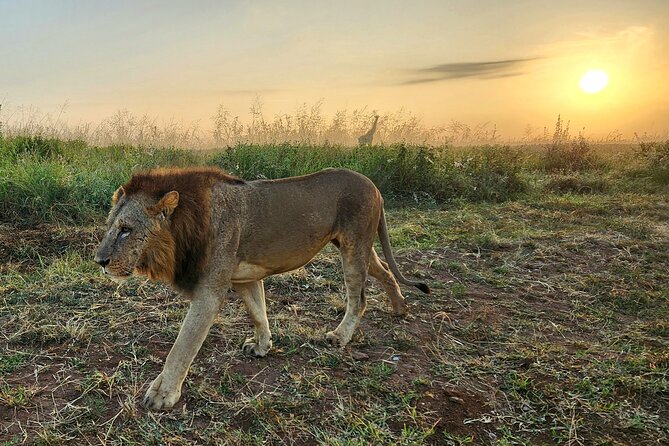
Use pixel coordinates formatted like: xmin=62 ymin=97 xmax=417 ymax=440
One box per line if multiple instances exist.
xmin=326 ymin=242 xmax=372 ymax=347
xmin=238 ymin=280 xmax=272 ymax=357
xmin=368 ymin=248 xmax=407 ymax=316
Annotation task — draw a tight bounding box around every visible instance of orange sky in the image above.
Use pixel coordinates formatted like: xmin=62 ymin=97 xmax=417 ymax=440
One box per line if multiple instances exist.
xmin=1 ymin=0 xmax=668 ymax=140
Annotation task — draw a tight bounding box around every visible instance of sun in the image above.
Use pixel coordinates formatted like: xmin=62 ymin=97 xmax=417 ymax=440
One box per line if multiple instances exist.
xmin=579 ymin=69 xmax=609 ymax=94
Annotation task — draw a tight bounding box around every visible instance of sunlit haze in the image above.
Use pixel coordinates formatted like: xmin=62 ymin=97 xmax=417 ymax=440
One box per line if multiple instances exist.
xmin=1 ymin=0 xmax=668 ymax=142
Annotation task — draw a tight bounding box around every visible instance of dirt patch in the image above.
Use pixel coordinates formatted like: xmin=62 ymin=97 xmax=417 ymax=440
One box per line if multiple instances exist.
xmin=421 ymin=385 xmax=496 ymax=441
xmin=0 ymin=224 xmax=100 ymax=271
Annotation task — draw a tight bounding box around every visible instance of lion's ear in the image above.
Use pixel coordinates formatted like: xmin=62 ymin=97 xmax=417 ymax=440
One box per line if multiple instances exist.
xmin=147 ymin=191 xmax=179 ymax=220
xmin=112 ymin=186 xmax=125 ymax=205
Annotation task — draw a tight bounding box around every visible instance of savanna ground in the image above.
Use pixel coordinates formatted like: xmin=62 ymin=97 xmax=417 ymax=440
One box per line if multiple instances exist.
xmin=0 ymin=136 xmax=668 ymax=445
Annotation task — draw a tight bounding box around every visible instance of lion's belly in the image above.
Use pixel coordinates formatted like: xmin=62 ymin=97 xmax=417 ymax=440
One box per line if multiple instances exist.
xmin=231 ymin=261 xmax=272 ymax=284
xmin=231 ymin=243 xmax=326 ymax=284
xmin=230 ymin=260 xmax=313 ymax=284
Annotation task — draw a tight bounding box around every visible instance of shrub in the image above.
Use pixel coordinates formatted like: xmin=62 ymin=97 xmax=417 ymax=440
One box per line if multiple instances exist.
xmin=452 ymin=145 xmax=528 ymax=201
xmin=0 ymin=138 xmax=203 ymax=225
xmin=3 ymin=135 xmax=65 ymax=159
xmin=0 ymin=159 xmax=71 ymax=224
xmin=544 ymin=135 xmax=597 ymax=172
xmin=542 ymin=116 xmax=597 ymax=172
xmin=636 ymin=140 xmax=669 ymax=185
xmin=1 ymin=138 xmax=530 ymax=225
xmin=210 ymin=143 xmax=528 ymax=203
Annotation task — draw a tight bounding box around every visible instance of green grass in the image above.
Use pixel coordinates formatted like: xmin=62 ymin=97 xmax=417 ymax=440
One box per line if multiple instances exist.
xmin=0 ymin=137 xmax=668 ymax=444
xmin=0 ymin=353 xmax=28 ymax=375
xmin=2 ymin=135 xmax=667 ymax=225
xmin=211 ymin=143 xmax=528 ymax=202
xmin=0 ymin=137 xmax=531 ymax=225
xmin=0 ymin=136 xmax=201 ymax=224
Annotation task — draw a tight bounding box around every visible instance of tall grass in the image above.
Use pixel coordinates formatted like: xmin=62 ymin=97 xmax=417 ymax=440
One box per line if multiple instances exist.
xmin=0 ymin=136 xmax=201 ymax=225
xmin=211 ymin=143 xmax=527 ymax=202
xmin=0 ymin=106 xmax=205 ymax=149
xmin=1 ymin=129 xmax=665 ymax=225
xmin=211 ymin=99 xmax=464 ymax=146
xmin=1 ymin=137 xmax=532 ymax=225
xmin=4 ymin=100 xmax=664 ymax=149
xmin=635 ymin=140 xmax=669 ymax=185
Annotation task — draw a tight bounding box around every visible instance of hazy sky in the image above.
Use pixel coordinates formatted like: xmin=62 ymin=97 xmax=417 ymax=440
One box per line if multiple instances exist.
xmin=2 ymin=0 xmax=668 ymax=138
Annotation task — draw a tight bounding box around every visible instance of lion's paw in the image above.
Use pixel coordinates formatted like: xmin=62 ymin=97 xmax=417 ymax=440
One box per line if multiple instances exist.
xmin=392 ymin=303 xmax=408 ymax=316
xmin=325 ymin=330 xmax=349 ymax=348
xmin=242 ymin=338 xmax=271 ymax=357
xmin=143 ymin=373 xmax=181 ymax=410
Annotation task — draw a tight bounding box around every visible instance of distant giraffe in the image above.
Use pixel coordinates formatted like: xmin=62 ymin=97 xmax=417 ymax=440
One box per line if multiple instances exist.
xmin=358 ymin=115 xmax=379 ymax=146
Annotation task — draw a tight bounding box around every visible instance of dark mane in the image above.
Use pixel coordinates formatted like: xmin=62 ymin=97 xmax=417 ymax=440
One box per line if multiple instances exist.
xmin=122 ymin=167 xmax=244 ymax=197
xmin=123 ymin=167 xmax=244 ymax=293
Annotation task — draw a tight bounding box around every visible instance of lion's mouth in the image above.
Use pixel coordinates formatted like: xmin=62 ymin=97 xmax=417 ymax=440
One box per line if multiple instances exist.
xmin=102 ymin=266 xmax=132 ymax=279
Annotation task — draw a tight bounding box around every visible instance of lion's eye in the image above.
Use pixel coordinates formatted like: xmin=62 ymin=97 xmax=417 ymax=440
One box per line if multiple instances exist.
xmin=119 ymin=227 xmax=132 ymax=238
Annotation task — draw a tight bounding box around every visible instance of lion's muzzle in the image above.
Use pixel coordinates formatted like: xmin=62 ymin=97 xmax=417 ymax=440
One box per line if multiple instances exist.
xmin=94 ymin=255 xmax=110 ymax=267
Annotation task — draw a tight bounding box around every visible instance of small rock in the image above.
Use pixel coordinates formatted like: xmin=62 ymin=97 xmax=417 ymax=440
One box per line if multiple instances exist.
xmin=391 ymin=354 xmax=401 ymax=362
xmin=350 ymin=351 xmax=369 ymax=361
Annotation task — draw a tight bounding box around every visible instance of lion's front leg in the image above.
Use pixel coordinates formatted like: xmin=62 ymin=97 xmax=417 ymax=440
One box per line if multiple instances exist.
xmin=144 ymin=289 xmax=224 ymax=410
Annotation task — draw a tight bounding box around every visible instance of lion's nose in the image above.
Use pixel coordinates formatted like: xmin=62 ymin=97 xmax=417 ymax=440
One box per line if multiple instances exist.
xmin=95 ymin=256 xmax=110 ymax=267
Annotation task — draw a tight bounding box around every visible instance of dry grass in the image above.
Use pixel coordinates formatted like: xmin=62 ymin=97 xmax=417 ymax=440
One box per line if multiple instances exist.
xmin=2 ymin=102 xmax=666 ymax=149
xmin=1 ymin=190 xmax=667 ymax=445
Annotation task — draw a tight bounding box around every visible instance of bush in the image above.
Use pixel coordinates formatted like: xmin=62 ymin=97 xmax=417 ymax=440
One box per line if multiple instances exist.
xmin=451 ymin=145 xmax=528 ymax=201
xmin=544 ymin=135 xmax=597 ymax=172
xmin=1 ymin=135 xmax=65 ymax=159
xmin=210 ymin=143 xmax=528 ymax=203
xmin=636 ymin=140 xmax=669 ymax=185
xmin=1 ymin=138 xmax=529 ymax=225
xmin=541 ymin=116 xmax=597 ymax=172
xmin=0 ymin=159 xmax=71 ymax=224
xmin=0 ymin=138 xmax=203 ymax=225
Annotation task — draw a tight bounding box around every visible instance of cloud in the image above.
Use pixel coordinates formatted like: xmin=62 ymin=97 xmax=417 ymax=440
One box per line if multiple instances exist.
xmin=566 ymin=26 xmax=653 ymax=51
xmin=403 ymin=57 xmax=539 ymax=84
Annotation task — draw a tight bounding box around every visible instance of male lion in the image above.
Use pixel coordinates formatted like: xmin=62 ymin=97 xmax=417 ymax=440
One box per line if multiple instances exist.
xmin=95 ymin=167 xmax=429 ymax=410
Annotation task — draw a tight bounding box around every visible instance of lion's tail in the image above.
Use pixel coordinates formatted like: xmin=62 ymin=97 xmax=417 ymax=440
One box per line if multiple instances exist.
xmin=377 ymin=207 xmax=430 ymax=294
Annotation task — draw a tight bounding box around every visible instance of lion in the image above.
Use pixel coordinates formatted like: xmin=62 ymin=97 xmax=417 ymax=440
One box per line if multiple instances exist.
xmin=94 ymin=167 xmax=429 ymax=410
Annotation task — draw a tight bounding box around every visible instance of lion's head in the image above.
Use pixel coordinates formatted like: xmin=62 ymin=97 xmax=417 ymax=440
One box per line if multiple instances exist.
xmin=94 ymin=167 xmax=243 ymax=292
xmin=94 ymin=186 xmax=179 ymax=282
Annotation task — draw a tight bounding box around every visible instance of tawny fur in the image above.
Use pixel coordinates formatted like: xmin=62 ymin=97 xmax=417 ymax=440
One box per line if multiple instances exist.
xmin=94 ymin=166 xmax=428 ymax=411
xmin=135 ymin=230 xmax=176 ymax=283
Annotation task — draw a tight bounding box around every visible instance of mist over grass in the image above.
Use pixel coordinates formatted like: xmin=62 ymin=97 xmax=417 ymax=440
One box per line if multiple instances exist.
xmin=2 ymin=101 xmax=667 ymax=149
